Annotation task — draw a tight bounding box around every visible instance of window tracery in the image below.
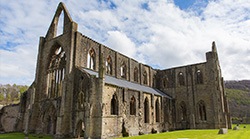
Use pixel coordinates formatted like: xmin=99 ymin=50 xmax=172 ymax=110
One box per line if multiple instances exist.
xmin=47 ymin=46 xmax=66 ymax=98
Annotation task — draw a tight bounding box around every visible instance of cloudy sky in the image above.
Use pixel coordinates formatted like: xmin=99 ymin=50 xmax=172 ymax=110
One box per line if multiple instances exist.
xmin=0 ymin=0 xmax=249 ymax=85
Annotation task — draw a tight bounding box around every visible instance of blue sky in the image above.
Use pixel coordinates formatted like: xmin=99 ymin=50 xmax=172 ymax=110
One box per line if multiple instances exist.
xmin=174 ymin=0 xmax=196 ymax=9
xmin=0 ymin=0 xmax=250 ymax=85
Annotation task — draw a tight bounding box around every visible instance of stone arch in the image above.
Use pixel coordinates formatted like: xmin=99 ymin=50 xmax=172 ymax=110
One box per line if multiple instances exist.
xmin=144 ymin=97 xmax=150 ymax=123
xmin=133 ymin=67 xmax=139 ymax=82
xmin=143 ymin=71 xmax=147 ymax=85
xmin=45 ymin=2 xmax=73 ymax=39
xmin=87 ymin=48 xmax=96 ymax=70
xmin=179 ymin=101 xmax=187 ymax=121
xmin=105 ymin=56 xmax=112 ymax=75
xmin=41 ymin=103 xmax=57 ymax=135
xmin=111 ymin=93 xmax=118 ymax=115
xmin=76 ymin=120 xmax=85 ymax=138
xmin=198 ymin=100 xmax=207 ymax=121
xmin=196 ymin=69 xmax=203 ymax=84
xmin=178 ymin=72 xmax=185 ymax=86
xmin=120 ymin=62 xmax=127 ymax=79
xmin=47 ymin=43 xmax=66 ymax=98
xmin=155 ymin=98 xmax=160 ymax=122
xmin=163 ymin=76 xmax=169 ymax=88
xmin=130 ymin=96 xmax=136 ymax=115
xmin=78 ymin=92 xmax=84 ymax=110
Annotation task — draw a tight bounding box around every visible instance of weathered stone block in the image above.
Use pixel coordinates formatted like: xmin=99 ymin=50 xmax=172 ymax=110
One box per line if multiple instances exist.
xmin=218 ymin=128 xmax=228 ymax=134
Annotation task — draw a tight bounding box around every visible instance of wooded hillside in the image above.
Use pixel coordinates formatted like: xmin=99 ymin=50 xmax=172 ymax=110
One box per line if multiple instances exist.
xmin=225 ymin=80 xmax=250 ymax=123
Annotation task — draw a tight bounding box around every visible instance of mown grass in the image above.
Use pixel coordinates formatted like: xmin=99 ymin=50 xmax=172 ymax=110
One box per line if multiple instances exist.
xmin=0 ymin=125 xmax=249 ymax=139
xmin=0 ymin=132 xmax=52 ymax=139
xmin=119 ymin=124 xmax=250 ymax=139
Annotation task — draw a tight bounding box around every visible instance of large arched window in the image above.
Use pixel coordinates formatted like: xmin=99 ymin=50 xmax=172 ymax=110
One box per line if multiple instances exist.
xmin=134 ymin=67 xmax=139 ymax=82
xmin=143 ymin=71 xmax=147 ymax=85
xmin=47 ymin=46 xmax=66 ymax=98
xmin=196 ymin=70 xmax=203 ymax=84
xmin=111 ymin=94 xmax=118 ymax=115
xmin=155 ymin=98 xmax=160 ymax=122
xmin=144 ymin=97 xmax=150 ymax=123
xmin=130 ymin=96 xmax=136 ymax=115
xmin=180 ymin=101 xmax=187 ymax=121
xmin=87 ymin=48 xmax=95 ymax=70
xmin=105 ymin=56 xmax=112 ymax=75
xmin=178 ymin=72 xmax=185 ymax=86
xmin=121 ymin=62 xmax=127 ymax=79
xmin=198 ymin=100 xmax=207 ymax=121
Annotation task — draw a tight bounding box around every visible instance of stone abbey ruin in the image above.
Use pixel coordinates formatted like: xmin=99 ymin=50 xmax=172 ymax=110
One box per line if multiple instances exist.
xmin=0 ymin=2 xmax=231 ymax=139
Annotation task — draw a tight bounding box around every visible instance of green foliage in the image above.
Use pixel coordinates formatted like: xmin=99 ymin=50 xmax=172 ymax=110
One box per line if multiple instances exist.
xmin=119 ymin=124 xmax=250 ymax=139
xmin=0 ymin=93 xmax=4 ymax=101
xmin=0 ymin=84 xmax=29 ymax=105
xmin=226 ymin=88 xmax=250 ymax=105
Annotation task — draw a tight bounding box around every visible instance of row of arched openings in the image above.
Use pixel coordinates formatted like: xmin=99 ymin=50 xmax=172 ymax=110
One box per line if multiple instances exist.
xmin=110 ymin=94 xmax=137 ymax=116
xmin=162 ymin=70 xmax=204 ymax=88
xmin=87 ymin=48 xmax=149 ymax=84
xmin=110 ymin=94 xmax=160 ymax=123
xmin=144 ymin=97 xmax=160 ymax=123
xmin=178 ymin=100 xmax=207 ymax=122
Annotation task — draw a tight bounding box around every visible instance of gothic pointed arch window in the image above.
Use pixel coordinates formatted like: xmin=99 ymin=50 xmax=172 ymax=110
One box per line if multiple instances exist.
xmin=143 ymin=71 xmax=148 ymax=85
xmin=130 ymin=96 xmax=136 ymax=115
xmin=196 ymin=70 xmax=203 ymax=84
xmin=105 ymin=56 xmax=112 ymax=75
xmin=134 ymin=67 xmax=139 ymax=82
xmin=163 ymin=77 xmax=169 ymax=88
xmin=87 ymin=48 xmax=96 ymax=70
xmin=120 ymin=62 xmax=127 ymax=79
xmin=144 ymin=97 xmax=150 ymax=123
xmin=78 ymin=92 xmax=84 ymax=109
xmin=198 ymin=100 xmax=207 ymax=121
xmin=178 ymin=72 xmax=185 ymax=86
xmin=47 ymin=45 xmax=66 ymax=98
xmin=56 ymin=10 xmax=64 ymax=36
xmin=155 ymin=98 xmax=160 ymax=122
xmin=111 ymin=94 xmax=118 ymax=115
xmin=179 ymin=101 xmax=187 ymax=121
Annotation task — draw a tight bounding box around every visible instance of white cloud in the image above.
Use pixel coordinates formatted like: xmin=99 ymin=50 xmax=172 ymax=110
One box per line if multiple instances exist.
xmin=0 ymin=0 xmax=249 ymax=85
xmin=106 ymin=31 xmax=137 ymax=58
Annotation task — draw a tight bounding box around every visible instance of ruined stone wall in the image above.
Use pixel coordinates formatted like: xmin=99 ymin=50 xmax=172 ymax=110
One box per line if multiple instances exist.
xmin=75 ymin=33 xmax=157 ymax=88
xmin=155 ymin=46 xmax=230 ymax=130
xmin=0 ymin=104 xmax=19 ymax=132
xmin=101 ymin=84 xmax=166 ymax=138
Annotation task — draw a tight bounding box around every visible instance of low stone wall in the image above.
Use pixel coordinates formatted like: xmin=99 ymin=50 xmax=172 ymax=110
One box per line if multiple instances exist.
xmin=0 ymin=104 xmax=20 ymax=132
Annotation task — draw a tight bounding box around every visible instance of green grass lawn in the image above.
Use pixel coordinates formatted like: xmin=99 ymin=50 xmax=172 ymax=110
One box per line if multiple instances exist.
xmin=0 ymin=132 xmax=52 ymax=139
xmin=0 ymin=125 xmax=249 ymax=139
xmin=119 ymin=124 xmax=250 ymax=139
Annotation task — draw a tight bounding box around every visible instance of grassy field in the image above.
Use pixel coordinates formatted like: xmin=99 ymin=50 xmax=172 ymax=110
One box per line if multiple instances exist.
xmin=0 ymin=125 xmax=249 ymax=139
xmin=119 ymin=124 xmax=250 ymax=139
xmin=0 ymin=132 xmax=52 ymax=139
